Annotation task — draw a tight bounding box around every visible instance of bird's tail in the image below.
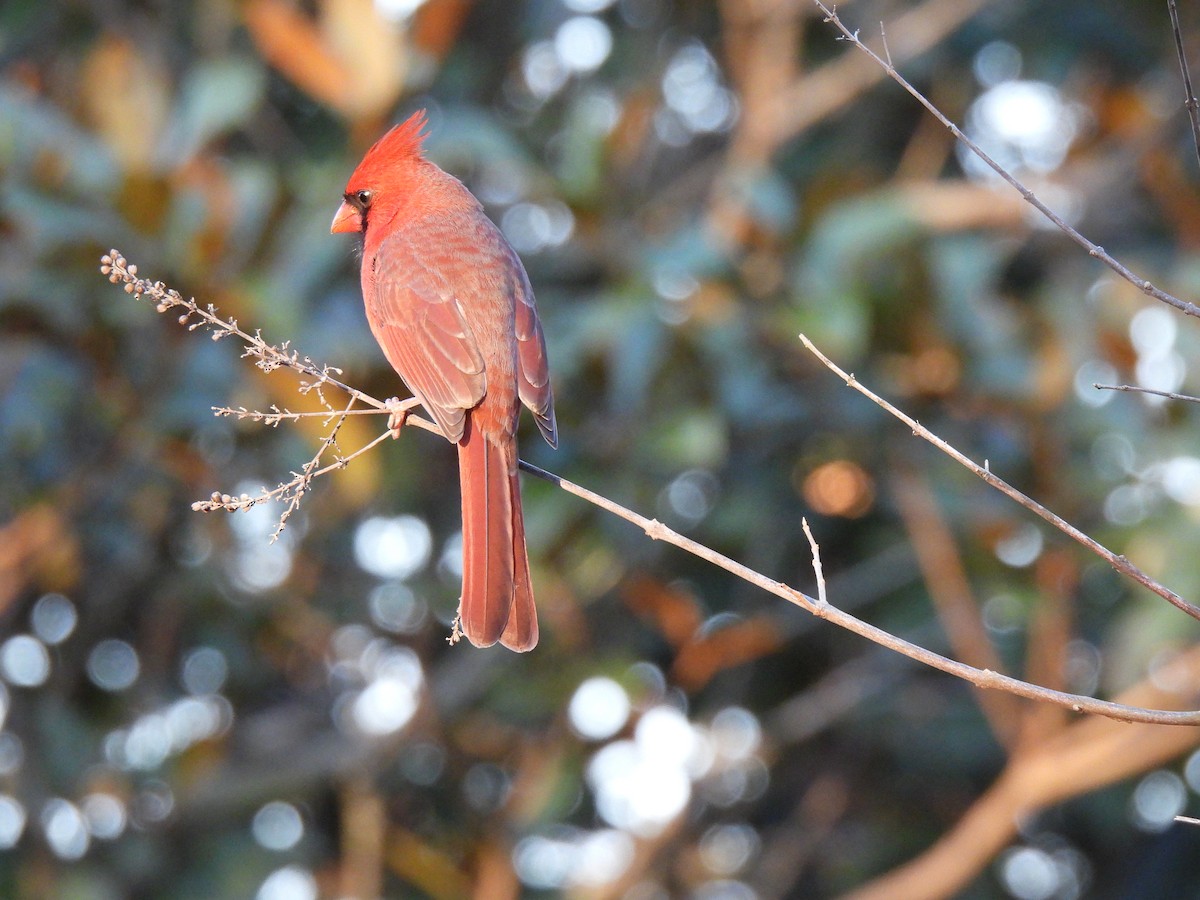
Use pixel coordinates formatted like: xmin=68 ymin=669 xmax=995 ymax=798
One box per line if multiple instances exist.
xmin=457 ymin=421 xmax=538 ymax=651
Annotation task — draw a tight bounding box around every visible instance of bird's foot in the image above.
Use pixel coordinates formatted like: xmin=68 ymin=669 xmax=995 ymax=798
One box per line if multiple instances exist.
xmin=384 ymin=397 xmax=408 ymax=439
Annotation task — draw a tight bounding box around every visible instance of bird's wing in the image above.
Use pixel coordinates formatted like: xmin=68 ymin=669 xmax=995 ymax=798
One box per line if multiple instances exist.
xmin=508 ymin=245 xmax=558 ymax=448
xmin=369 ymin=230 xmax=487 ymax=444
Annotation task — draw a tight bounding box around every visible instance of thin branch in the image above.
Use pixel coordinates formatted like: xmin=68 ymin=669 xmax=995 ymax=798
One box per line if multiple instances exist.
xmin=100 ymin=252 xmax=386 ymax=412
xmin=710 ymin=0 xmax=988 ymax=244
xmin=1168 ymin=0 xmax=1200 ymax=172
xmin=102 ymin=252 xmax=1200 ymax=725
xmin=193 ymin=427 xmax=393 ymax=515
xmin=800 ymin=333 xmax=1200 ymax=623
xmin=801 ymin=518 xmax=828 ymax=607
xmin=215 ymin=405 xmax=400 ymax=425
xmin=774 ymin=0 xmax=990 ymax=149
xmin=1094 ymin=382 xmax=1200 ymax=404
xmin=843 ymin=642 xmax=1200 ymax=900
xmin=810 ymin=1 xmax=1200 ymax=320
xmin=518 ymin=459 xmax=1200 ymax=725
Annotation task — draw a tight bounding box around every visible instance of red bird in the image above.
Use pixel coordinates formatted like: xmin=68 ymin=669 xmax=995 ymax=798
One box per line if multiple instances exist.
xmin=331 ymin=111 xmax=557 ymax=651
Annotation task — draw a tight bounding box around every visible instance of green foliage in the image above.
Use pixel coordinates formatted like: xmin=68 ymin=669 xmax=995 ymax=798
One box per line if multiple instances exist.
xmin=4 ymin=0 xmax=1200 ymax=897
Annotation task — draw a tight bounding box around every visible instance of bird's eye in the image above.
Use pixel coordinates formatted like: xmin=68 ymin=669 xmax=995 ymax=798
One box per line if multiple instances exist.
xmin=355 ymin=190 xmax=373 ymax=208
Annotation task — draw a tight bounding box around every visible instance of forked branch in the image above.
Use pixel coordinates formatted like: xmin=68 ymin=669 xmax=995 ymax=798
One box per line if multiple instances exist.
xmin=799 ymin=335 xmax=1200 ymax=622
xmin=810 ymin=0 xmax=1200 ymax=320
xmin=101 ymin=250 xmax=1200 ymax=726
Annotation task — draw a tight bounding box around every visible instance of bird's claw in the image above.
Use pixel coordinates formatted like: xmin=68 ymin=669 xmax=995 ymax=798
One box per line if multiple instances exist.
xmin=385 ymin=397 xmax=408 ymax=439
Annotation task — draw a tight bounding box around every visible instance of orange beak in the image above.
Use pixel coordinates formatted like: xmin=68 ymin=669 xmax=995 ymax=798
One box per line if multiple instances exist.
xmin=331 ymin=199 xmax=362 ymax=234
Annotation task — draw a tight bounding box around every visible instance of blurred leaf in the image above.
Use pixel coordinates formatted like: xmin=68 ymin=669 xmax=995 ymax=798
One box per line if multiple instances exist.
xmin=156 ymin=59 xmax=267 ymax=168
xmin=0 ymin=84 xmax=119 ymax=195
xmin=643 ymin=406 xmax=728 ymax=469
xmin=795 ymin=192 xmax=923 ymax=358
xmin=80 ymin=36 xmax=170 ymax=172
xmin=243 ymin=0 xmax=405 ymax=119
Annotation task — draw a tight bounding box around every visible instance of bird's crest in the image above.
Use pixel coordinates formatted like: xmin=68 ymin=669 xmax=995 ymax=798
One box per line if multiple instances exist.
xmin=356 ymin=109 xmax=430 ymax=175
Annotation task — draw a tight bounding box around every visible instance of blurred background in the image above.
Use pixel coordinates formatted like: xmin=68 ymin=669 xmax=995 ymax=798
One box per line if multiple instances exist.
xmin=4 ymin=0 xmax=1200 ymax=896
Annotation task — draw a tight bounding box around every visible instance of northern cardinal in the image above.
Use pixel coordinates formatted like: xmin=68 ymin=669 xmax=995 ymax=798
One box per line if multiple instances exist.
xmin=331 ymin=111 xmax=557 ymax=651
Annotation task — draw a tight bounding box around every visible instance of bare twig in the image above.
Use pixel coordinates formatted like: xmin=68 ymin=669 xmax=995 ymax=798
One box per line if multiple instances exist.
xmin=518 ymin=459 xmax=1200 ymax=725
xmin=775 ymin=0 xmax=990 ymax=149
xmin=215 ymin=405 xmax=399 ymax=425
xmin=710 ymin=0 xmax=988 ymax=244
xmin=801 ymin=518 xmax=828 ymax=607
xmin=192 ymin=427 xmax=395 ymax=520
xmin=102 ymin=251 xmax=1200 ymax=725
xmin=800 ymin=333 xmax=1200 ymax=623
xmin=843 ymin=643 xmax=1200 ymax=899
xmin=1094 ymin=382 xmax=1200 ymax=404
xmin=101 ymin=250 xmax=436 ymax=534
xmin=810 ymin=1 xmax=1200 ymax=320
xmin=100 ymin=251 xmax=388 ymax=412
xmin=1168 ymin=0 xmax=1200 ymax=172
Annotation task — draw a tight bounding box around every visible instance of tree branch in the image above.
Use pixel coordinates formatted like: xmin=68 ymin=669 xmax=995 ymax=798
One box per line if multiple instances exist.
xmin=1168 ymin=0 xmax=1200 ymax=172
xmin=101 ymin=251 xmax=1200 ymax=726
xmin=800 ymin=333 xmax=1200 ymax=623
xmin=810 ymin=0 xmax=1200 ymax=320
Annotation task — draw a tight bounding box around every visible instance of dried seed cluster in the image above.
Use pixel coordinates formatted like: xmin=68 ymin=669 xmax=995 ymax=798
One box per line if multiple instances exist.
xmin=100 ymin=250 xmax=401 ymax=542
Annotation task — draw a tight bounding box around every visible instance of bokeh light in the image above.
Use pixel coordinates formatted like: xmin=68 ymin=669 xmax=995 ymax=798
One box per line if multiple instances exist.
xmin=82 ymin=793 xmax=127 ymax=841
xmin=252 ymin=801 xmax=304 ymax=851
xmin=1130 ymin=770 xmax=1186 ymax=832
xmin=514 ymin=827 xmax=635 ymax=890
xmin=973 ymin=40 xmax=1022 ymax=87
xmin=0 ymin=795 xmax=26 ymax=849
xmin=569 ymin=676 xmax=631 ymax=740
xmin=799 ymin=460 xmax=874 ymax=517
xmin=0 ymin=636 xmax=50 ymax=688
xmin=30 ymin=594 xmax=77 ymax=645
xmin=994 ymin=523 xmax=1043 ymax=568
xmin=585 ymin=704 xmax=725 ymax=837
xmin=522 ymin=41 xmax=568 ymax=99
xmin=354 ymin=515 xmax=432 ymax=580
xmin=131 ymin=781 xmax=174 ymax=827
xmin=699 ymin=822 xmax=759 ymax=876
xmin=257 ymin=865 xmax=319 ymax=900
xmin=959 ymin=76 xmax=1081 ymax=180
xmin=104 ymin=695 xmax=231 ymax=771
xmin=500 ymin=200 xmax=575 ymax=254
xmin=180 ymin=646 xmax=228 ymax=695
xmin=1131 ymin=306 xmax=1186 ymax=399
xmin=997 ymin=841 xmax=1089 ymax=900
xmin=373 ymin=0 xmax=427 ymax=20
xmin=1073 ymin=360 xmax=1117 ymax=407
xmin=659 ymin=469 xmax=718 ymax=527
xmin=564 ymin=0 xmax=616 ymax=12
xmin=352 ymin=673 xmax=420 ymax=736
xmin=227 ymin=481 xmax=296 ymax=592
xmin=41 ymin=799 xmax=89 ymax=860
xmin=87 ymin=639 xmax=140 ymax=692
xmin=999 ymin=846 xmax=1059 ymax=900
xmin=554 ymin=17 xmax=613 ymax=74
xmin=462 ymin=763 xmax=511 ymax=814
xmin=368 ymin=582 xmax=428 ymax=634
xmin=344 ymin=644 xmax=424 ymax=737
xmin=657 ymin=42 xmax=738 ymax=141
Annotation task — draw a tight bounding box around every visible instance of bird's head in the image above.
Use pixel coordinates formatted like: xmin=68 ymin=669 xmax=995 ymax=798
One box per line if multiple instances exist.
xmin=331 ymin=109 xmax=430 ymax=236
